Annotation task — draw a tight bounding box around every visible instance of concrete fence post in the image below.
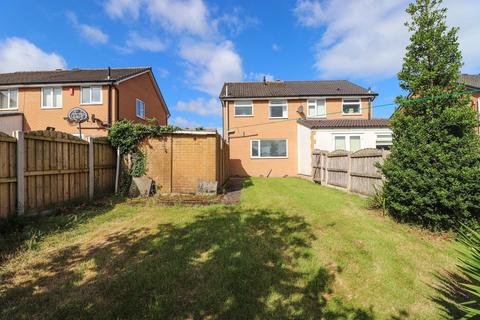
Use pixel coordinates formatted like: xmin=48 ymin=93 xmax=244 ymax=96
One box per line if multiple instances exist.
xmin=88 ymin=137 xmax=94 ymax=200
xmin=14 ymin=131 xmax=25 ymax=215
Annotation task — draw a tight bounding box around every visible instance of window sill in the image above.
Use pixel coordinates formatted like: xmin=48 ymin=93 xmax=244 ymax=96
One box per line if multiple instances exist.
xmin=41 ymin=106 xmax=63 ymax=110
xmin=251 ymin=156 xmax=288 ymax=159
xmin=307 ymin=115 xmax=326 ymax=119
xmin=234 ymin=115 xmax=254 ymax=117
xmin=136 ymin=115 xmax=145 ymax=120
xmin=341 ymin=113 xmax=362 ymax=116
xmin=0 ymin=108 xmax=19 ymax=111
xmin=268 ymin=117 xmax=288 ymax=120
xmin=80 ymin=102 xmax=103 ymax=106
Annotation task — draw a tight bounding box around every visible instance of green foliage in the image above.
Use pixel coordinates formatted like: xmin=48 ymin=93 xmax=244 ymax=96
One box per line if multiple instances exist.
xmin=130 ymin=151 xmax=147 ymax=177
xmin=381 ymin=0 xmax=480 ymax=230
xmin=108 ymin=120 xmax=179 ymax=155
xmin=367 ymin=186 xmax=386 ymax=214
xmin=456 ymin=225 xmax=480 ymax=318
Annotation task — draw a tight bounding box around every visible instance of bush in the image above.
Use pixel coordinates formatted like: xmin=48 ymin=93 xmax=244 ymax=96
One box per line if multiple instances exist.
xmin=381 ymin=0 xmax=480 ymax=230
xmin=457 ymin=225 xmax=480 ymax=318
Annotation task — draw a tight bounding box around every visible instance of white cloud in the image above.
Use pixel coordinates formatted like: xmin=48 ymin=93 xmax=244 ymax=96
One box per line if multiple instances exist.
xmin=105 ymin=0 xmax=141 ymax=19
xmin=296 ymin=0 xmax=480 ymax=79
xmin=179 ymin=40 xmax=243 ymax=96
xmin=146 ymin=0 xmax=212 ymax=37
xmin=176 ymin=97 xmax=221 ymax=116
xmin=125 ymin=31 xmax=167 ymax=52
xmin=67 ymin=12 xmax=108 ymax=45
xmin=0 ymin=37 xmax=66 ymax=72
xmin=293 ymin=0 xmax=324 ymax=27
xmin=214 ymin=7 xmax=259 ymax=36
xmin=157 ymin=67 xmax=169 ymax=78
xmin=170 ymin=116 xmax=201 ymax=128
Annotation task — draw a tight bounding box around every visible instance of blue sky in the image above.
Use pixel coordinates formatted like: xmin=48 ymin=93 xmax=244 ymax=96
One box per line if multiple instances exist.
xmin=0 ymin=0 xmax=478 ymax=129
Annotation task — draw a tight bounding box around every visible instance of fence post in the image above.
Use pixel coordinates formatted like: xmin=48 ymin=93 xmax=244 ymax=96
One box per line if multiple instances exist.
xmin=347 ymin=152 xmax=352 ymax=192
xmin=14 ymin=131 xmax=25 ymax=216
xmin=88 ymin=137 xmax=94 ymax=200
xmin=115 ymin=148 xmax=120 ymax=194
xmin=325 ymin=153 xmax=329 ymax=185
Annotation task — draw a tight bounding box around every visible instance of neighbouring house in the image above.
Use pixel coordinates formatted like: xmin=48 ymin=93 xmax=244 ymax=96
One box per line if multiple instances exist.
xmin=460 ymin=74 xmax=480 ymax=133
xmin=220 ymin=79 xmax=391 ymax=177
xmin=0 ymin=67 xmax=170 ymax=136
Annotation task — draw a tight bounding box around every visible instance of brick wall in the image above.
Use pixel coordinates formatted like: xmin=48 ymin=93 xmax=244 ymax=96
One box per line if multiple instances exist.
xmin=142 ymin=132 xmax=228 ymax=194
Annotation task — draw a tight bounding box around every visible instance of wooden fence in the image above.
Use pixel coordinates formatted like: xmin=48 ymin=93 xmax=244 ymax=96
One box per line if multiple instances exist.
xmin=312 ymin=148 xmax=389 ymax=196
xmin=0 ymin=131 xmax=117 ymax=219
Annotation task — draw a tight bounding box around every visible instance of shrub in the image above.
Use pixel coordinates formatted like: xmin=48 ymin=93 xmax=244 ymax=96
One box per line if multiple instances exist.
xmin=457 ymin=225 xmax=480 ymax=318
xmin=381 ymin=0 xmax=480 ymax=230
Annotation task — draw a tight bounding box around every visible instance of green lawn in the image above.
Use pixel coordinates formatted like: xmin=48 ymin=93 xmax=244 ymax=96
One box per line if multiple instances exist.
xmin=0 ymin=178 xmax=458 ymax=319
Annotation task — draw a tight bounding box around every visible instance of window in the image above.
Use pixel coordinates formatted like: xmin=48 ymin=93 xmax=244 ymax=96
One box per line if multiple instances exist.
xmin=376 ymin=133 xmax=392 ymax=150
xmin=81 ymin=86 xmax=102 ymax=104
xmin=136 ymin=98 xmax=145 ymax=119
xmin=251 ymin=139 xmax=287 ymax=158
xmin=307 ymin=99 xmax=326 ymax=118
xmin=0 ymin=89 xmax=18 ymax=109
xmin=41 ymin=87 xmax=62 ymax=108
xmin=349 ymin=136 xmax=361 ymax=152
xmin=334 ymin=135 xmax=362 ymax=151
xmin=334 ymin=136 xmax=346 ymax=150
xmin=269 ymin=100 xmax=288 ymax=118
xmin=342 ymin=98 xmax=361 ymax=114
xmin=234 ymin=100 xmax=253 ymax=116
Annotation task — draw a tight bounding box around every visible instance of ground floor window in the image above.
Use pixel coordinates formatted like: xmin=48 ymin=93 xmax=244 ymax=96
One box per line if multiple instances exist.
xmin=376 ymin=133 xmax=392 ymax=150
xmin=251 ymin=139 xmax=287 ymax=158
xmin=334 ymin=135 xmax=361 ymax=152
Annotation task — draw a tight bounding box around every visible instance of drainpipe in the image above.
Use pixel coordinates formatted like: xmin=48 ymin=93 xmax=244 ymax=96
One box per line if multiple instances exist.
xmin=114 ymin=85 xmax=120 ymax=122
xmin=107 ymin=67 xmax=112 ymax=126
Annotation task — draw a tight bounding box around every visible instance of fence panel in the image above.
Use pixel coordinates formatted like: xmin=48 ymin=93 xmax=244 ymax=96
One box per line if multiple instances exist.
xmin=313 ymin=148 xmax=389 ymax=196
xmin=23 ymin=131 xmax=89 ymax=214
xmin=93 ymin=137 xmax=117 ymax=196
xmin=326 ymin=151 xmax=349 ymax=188
xmin=350 ymin=149 xmax=387 ymax=196
xmin=0 ymin=133 xmax=16 ymax=218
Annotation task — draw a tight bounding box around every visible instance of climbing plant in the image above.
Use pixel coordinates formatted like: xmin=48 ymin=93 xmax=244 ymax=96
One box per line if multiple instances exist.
xmin=108 ymin=120 xmax=179 ymax=180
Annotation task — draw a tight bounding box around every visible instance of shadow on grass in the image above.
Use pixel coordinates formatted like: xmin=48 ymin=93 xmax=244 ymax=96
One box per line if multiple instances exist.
xmin=430 ymin=270 xmax=478 ymax=319
xmin=1 ymin=206 xmax=375 ymax=319
xmin=0 ymin=197 xmax=123 ymax=264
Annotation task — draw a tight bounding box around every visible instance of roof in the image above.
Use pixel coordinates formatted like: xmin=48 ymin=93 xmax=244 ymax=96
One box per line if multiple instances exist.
xmin=460 ymin=74 xmax=480 ymax=90
xmin=298 ymin=118 xmax=390 ymax=129
xmin=0 ymin=67 xmax=150 ymax=85
xmin=220 ymin=80 xmax=377 ymax=99
xmin=0 ymin=112 xmax=22 ymax=118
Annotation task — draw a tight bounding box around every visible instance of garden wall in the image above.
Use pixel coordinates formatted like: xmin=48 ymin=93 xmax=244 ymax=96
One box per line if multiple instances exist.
xmin=141 ymin=131 xmax=229 ymax=194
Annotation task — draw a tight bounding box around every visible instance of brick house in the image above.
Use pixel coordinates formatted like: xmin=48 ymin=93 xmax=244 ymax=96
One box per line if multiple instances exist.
xmin=0 ymin=67 xmax=170 ymax=136
xmin=220 ymin=79 xmax=391 ymax=177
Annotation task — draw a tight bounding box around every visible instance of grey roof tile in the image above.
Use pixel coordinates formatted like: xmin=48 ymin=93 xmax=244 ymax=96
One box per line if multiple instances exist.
xmin=298 ymin=118 xmax=390 ymax=129
xmin=220 ymin=80 xmax=376 ymax=98
xmin=460 ymin=74 xmax=480 ymax=89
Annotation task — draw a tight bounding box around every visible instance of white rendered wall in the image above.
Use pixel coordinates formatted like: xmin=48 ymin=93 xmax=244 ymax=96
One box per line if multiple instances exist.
xmin=314 ymin=127 xmax=392 ymax=151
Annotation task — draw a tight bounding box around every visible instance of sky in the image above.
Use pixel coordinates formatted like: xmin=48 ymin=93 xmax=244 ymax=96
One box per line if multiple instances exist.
xmin=0 ymin=0 xmax=478 ymax=130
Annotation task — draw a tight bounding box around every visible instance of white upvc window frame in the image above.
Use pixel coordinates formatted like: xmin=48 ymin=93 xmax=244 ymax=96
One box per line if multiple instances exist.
xmin=0 ymin=88 xmax=18 ymax=110
xmin=342 ymin=98 xmax=362 ymax=115
xmin=136 ymin=98 xmax=145 ymax=119
xmin=41 ymin=87 xmax=63 ymax=109
xmin=333 ymin=134 xmax=362 ymax=152
xmin=234 ymin=100 xmax=253 ymax=117
xmin=250 ymin=139 xmax=288 ymax=159
xmin=268 ymin=100 xmax=288 ymax=119
xmin=307 ymin=98 xmax=326 ymax=118
xmin=80 ymin=86 xmax=103 ymax=105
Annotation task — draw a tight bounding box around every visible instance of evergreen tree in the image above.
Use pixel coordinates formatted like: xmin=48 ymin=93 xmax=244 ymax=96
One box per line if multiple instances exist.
xmin=381 ymin=0 xmax=480 ymax=230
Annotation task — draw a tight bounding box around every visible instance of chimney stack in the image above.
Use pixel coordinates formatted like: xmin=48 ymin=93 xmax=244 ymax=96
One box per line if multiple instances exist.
xmin=107 ymin=67 xmax=111 ymax=80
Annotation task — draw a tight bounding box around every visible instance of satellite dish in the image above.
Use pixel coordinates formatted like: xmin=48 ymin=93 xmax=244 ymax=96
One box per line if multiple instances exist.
xmin=67 ymin=107 xmax=89 ymax=123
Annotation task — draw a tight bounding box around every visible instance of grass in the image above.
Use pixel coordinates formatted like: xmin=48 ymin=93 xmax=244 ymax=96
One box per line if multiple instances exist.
xmin=0 ymin=178 xmax=459 ymax=319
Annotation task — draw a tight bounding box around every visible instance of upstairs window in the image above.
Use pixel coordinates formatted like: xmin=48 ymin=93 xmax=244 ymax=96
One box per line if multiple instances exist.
xmin=81 ymin=86 xmax=102 ymax=104
xmin=136 ymin=98 xmax=145 ymax=119
xmin=342 ymin=98 xmax=361 ymax=115
xmin=0 ymin=89 xmax=18 ymax=110
xmin=234 ymin=100 xmax=253 ymax=116
xmin=42 ymin=87 xmax=62 ymax=109
xmin=269 ymin=100 xmax=288 ymax=118
xmin=307 ymin=99 xmax=326 ymax=118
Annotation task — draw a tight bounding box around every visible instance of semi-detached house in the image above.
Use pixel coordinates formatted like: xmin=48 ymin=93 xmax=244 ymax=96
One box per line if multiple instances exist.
xmin=220 ymin=79 xmax=392 ymax=177
xmin=0 ymin=67 xmax=170 ymax=136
